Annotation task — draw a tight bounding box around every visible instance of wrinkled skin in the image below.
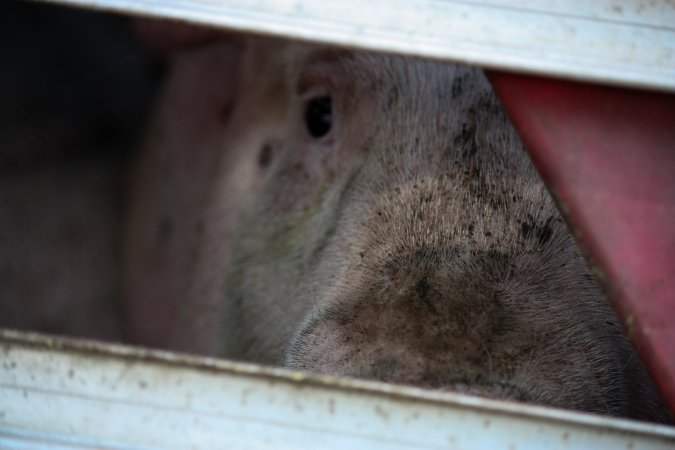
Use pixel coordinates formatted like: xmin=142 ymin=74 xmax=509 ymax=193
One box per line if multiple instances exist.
xmin=137 ymin=37 xmax=671 ymax=423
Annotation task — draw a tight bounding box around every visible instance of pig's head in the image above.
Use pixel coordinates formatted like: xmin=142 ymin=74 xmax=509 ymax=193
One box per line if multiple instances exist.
xmin=172 ymin=38 xmax=669 ymax=422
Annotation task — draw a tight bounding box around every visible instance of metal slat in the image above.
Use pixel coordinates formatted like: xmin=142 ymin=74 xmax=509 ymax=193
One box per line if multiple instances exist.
xmin=35 ymin=0 xmax=675 ymax=92
xmin=1 ymin=330 xmax=675 ymax=449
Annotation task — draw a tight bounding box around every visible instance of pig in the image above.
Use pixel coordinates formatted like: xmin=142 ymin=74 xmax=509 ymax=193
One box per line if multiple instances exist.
xmin=125 ymin=31 xmax=671 ymax=423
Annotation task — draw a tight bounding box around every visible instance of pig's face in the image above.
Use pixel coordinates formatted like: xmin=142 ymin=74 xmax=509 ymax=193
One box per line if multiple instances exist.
xmin=180 ymin=39 xmax=668 ymax=421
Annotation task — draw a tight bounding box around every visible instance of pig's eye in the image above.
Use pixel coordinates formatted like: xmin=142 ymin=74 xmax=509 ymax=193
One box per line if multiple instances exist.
xmin=304 ymin=96 xmax=332 ymax=139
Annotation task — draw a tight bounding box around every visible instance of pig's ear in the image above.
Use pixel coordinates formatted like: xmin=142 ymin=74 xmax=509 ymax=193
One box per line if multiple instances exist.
xmin=133 ymin=19 xmax=237 ymax=52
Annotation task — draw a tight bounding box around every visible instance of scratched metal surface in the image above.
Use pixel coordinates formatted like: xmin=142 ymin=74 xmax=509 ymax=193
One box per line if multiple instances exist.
xmin=32 ymin=0 xmax=675 ymax=92
xmin=1 ymin=330 xmax=674 ymax=449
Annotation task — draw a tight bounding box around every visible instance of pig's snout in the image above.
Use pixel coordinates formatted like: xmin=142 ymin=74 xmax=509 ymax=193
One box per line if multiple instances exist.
xmin=286 ymin=248 xmax=543 ymax=399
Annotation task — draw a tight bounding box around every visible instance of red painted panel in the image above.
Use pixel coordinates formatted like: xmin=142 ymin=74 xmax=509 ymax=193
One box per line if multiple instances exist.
xmin=489 ymin=72 xmax=675 ymax=412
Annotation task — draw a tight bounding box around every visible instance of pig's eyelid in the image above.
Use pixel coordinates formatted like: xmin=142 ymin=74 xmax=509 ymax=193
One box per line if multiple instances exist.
xmin=298 ymin=89 xmax=329 ymax=103
xmin=297 ymin=81 xmax=331 ymax=100
xmin=296 ymin=69 xmax=337 ymax=97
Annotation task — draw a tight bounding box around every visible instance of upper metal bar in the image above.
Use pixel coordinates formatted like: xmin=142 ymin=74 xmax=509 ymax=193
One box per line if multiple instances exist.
xmin=36 ymin=0 xmax=675 ymax=92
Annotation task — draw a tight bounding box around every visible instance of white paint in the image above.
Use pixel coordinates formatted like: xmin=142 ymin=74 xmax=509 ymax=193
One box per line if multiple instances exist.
xmin=1 ymin=330 xmax=674 ymax=449
xmin=33 ymin=0 xmax=675 ymax=92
